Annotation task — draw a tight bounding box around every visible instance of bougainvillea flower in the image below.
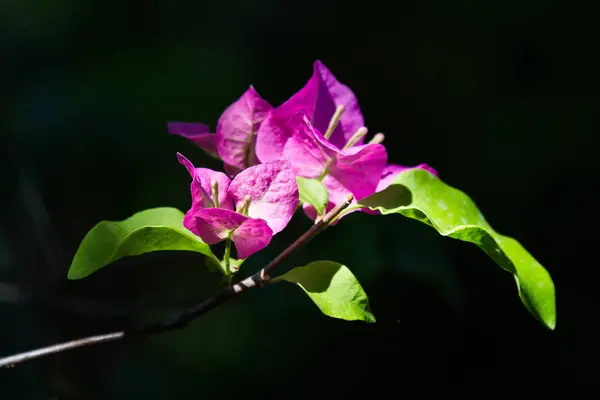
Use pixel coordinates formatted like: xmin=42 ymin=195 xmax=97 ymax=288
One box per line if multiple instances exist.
xmin=177 ymin=153 xmax=298 ymax=259
xmin=256 ymin=60 xmax=365 ymax=162
xmin=169 ymin=86 xmax=272 ymax=174
xmin=279 ymin=113 xmax=387 ymax=218
xmin=216 ymin=85 xmax=272 ymax=170
xmin=168 ymin=122 xmax=219 ymax=159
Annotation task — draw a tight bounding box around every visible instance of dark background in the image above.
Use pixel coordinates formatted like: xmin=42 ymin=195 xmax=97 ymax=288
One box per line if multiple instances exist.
xmin=1 ymin=0 xmax=597 ymax=398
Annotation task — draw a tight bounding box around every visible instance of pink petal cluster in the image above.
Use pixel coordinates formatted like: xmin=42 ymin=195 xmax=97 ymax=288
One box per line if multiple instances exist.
xmin=169 ymin=86 xmax=272 ymax=174
xmin=255 ymin=61 xmax=366 ymax=159
xmin=178 ymin=153 xmax=298 ymax=259
xmin=170 ymin=60 xmax=436 ymax=251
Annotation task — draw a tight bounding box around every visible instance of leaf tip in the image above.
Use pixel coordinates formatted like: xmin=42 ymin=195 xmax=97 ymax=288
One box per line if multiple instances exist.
xmin=364 ymin=312 xmax=376 ymax=323
xmin=66 ymin=267 xmax=84 ymax=280
xmin=542 ymin=313 xmax=556 ymax=331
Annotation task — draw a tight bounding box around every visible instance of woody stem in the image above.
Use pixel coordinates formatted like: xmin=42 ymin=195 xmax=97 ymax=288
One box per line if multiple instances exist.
xmin=0 ymin=195 xmax=354 ymax=368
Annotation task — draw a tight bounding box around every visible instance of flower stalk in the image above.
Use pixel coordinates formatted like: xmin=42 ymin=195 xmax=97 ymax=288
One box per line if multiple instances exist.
xmin=343 ymin=127 xmax=369 ymax=149
xmin=0 ymin=194 xmax=354 ymax=368
xmin=369 ymin=133 xmax=385 ymax=144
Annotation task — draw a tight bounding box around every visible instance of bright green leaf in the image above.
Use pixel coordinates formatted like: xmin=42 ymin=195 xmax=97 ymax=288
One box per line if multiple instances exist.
xmin=359 ymin=169 xmax=556 ymax=330
xmin=275 ymin=261 xmax=375 ymax=323
xmin=296 ymin=177 xmax=328 ymax=215
xmin=68 ymin=207 xmax=220 ymax=280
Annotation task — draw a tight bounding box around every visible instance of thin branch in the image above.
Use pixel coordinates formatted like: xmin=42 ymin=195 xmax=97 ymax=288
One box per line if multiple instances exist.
xmin=0 ymin=195 xmax=353 ymax=368
xmin=261 ymin=194 xmax=354 ymax=277
xmin=0 ymin=332 xmax=125 ymax=367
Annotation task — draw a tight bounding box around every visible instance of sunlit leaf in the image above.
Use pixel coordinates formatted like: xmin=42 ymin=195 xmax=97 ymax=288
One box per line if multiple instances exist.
xmin=68 ymin=207 xmax=220 ymax=279
xmin=275 ymin=261 xmax=375 ymax=323
xmin=359 ymin=169 xmax=556 ymax=330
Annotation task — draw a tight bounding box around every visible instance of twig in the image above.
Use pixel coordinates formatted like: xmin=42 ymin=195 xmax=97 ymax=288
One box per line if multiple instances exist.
xmin=0 ymin=195 xmax=353 ymax=368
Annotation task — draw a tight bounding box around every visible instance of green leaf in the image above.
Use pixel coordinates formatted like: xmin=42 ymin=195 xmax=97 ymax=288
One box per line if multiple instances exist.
xmin=358 ymin=169 xmax=556 ymax=330
xmin=68 ymin=207 xmax=219 ymax=280
xmin=296 ymin=177 xmax=328 ymax=216
xmin=275 ymin=261 xmax=375 ymax=323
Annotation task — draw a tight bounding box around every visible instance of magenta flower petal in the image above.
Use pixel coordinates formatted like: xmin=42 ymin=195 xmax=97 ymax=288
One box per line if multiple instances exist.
xmin=223 ymin=163 xmax=243 ymax=178
xmin=255 ymin=76 xmax=319 ymax=163
xmin=168 ymin=122 xmax=219 ymax=159
xmin=328 ymin=143 xmax=388 ymax=201
xmin=281 ymin=114 xmax=332 ymax=178
xmin=255 ymin=111 xmax=294 ymax=163
xmin=177 ymin=153 xmax=213 ymax=212
xmin=322 ymin=174 xmax=355 ymax=207
xmin=177 ymin=153 xmax=234 ymax=209
xmin=194 ymin=209 xmax=272 ymax=259
xmin=256 ymin=60 xmax=364 ymax=162
xmin=421 ymin=164 xmax=438 ymax=177
xmin=311 ymin=60 xmax=365 ymax=149
xmin=284 ymin=116 xmax=387 ymax=201
xmin=216 ymin=86 xmax=272 ymax=170
xmin=230 ymin=218 xmax=273 ymax=259
xmin=194 ymin=170 xmax=234 ymax=211
xmin=299 ymin=141 xmax=388 ymax=223
xmin=168 ymin=121 xmax=209 ymax=138
xmin=277 ymin=114 xmax=387 ymax=204
xmin=376 ymin=163 xmax=438 ymax=192
xmin=193 ymin=208 xmax=248 ymax=244
xmin=177 ymin=153 xmax=234 ymax=234
xmin=228 ymin=160 xmax=299 ymax=234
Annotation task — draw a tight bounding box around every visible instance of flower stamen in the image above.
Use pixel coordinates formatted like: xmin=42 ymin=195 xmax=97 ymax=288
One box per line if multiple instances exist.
xmin=343 ymin=127 xmax=368 ymax=149
xmin=368 ymin=133 xmax=385 ymax=144
xmin=211 ymin=180 xmax=219 ymax=208
xmin=323 ymin=104 xmax=345 ymax=140
xmin=236 ymin=195 xmax=252 ymax=215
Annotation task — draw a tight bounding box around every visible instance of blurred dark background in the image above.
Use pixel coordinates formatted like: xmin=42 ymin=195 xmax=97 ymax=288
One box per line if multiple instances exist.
xmin=1 ymin=0 xmax=597 ymax=398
